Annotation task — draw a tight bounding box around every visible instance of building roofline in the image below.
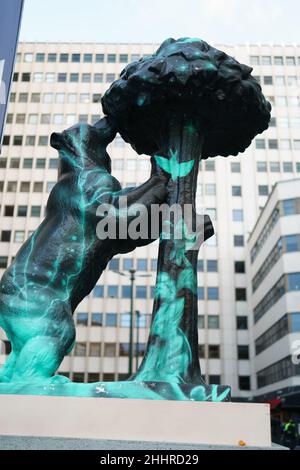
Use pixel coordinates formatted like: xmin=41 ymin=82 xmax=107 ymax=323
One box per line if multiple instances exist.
xmin=18 ymin=41 xmax=300 ymax=47
xmin=248 ymin=177 xmax=300 ymax=242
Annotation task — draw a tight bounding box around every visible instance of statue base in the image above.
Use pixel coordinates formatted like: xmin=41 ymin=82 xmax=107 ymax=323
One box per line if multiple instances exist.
xmin=0 ymin=394 xmax=271 ymax=448
xmin=0 ymin=380 xmax=231 ymax=402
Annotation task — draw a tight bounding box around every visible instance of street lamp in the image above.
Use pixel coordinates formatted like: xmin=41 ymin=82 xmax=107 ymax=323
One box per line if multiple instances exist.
xmin=113 ymin=267 xmax=152 ymax=377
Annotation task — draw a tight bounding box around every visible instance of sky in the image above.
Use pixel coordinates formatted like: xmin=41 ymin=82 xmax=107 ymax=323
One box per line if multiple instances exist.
xmin=19 ymin=0 xmax=300 ymax=45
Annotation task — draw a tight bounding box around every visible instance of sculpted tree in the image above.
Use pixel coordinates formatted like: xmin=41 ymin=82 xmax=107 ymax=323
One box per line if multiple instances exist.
xmin=102 ymin=37 xmax=271 ymax=393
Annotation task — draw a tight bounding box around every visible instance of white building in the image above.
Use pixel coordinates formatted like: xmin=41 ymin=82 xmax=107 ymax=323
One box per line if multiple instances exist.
xmin=0 ymin=42 xmax=300 ymax=398
xmin=248 ymin=178 xmax=300 ymax=399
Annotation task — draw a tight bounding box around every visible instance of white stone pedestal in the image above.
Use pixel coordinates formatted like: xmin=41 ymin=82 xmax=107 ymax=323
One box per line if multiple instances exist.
xmin=0 ymin=395 xmax=271 ymax=448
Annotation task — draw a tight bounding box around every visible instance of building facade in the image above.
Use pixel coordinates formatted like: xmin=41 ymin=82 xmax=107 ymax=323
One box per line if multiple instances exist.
xmin=0 ymin=42 xmax=300 ymax=398
xmin=248 ymin=178 xmax=300 ymax=399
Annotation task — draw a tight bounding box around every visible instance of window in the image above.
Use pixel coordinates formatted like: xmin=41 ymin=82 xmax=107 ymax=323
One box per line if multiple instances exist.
xmin=205 ymin=184 xmax=216 ymax=195
xmin=122 ymin=286 xmax=131 ymax=298
xmin=197 ymin=260 xmax=204 ymax=272
xmin=283 ymin=162 xmax=293 ymax=173
xmin=55 ymin=94 xmax=65 ymax=103
xmin=91 ymin=313 xmax=103 ymax=326
xmin=1 ymin=231 xmax=11 ymax=242
xmin=4 ymin=206 xmax=14 ymax=216
xmin=38 ymin=136 xmax=48 ymax=146
xmin=108 ymin=285 xmax=118 ymax=298
xmin=263 ymin=76 xmax=273 ymax=85
xmin=104 ymin=343 xmax=116 ymax=357
xmin=198 ymin=345 xmax=205 ymax=358
xmin=236 ymin=316 xmax=248 ymax=330
xmin=82 ymin=73 xmax=91 ymax=83
xmin=22 ymin=159 xmax=32 ymax=170
xmin=119 ymin=343 xmax=130 ymax=357
xmin=207 ymin=260 xmax=218 ymax=272
xmin=269 ymin=139 xmax=279 ymax=149
xmin=6 ymin=114 xmax=13 ymax=124
xmin=77 ymin=312 xmax=88 ymax=326
xmin=120 ymin=54 xmax=128 ymax=63
xmin=83 ymin=53 xmax=93 ymax=63
xmin=239 ymin=376 xmax=251 ymax=391
xmin=234 ymin=235 xmax=244 ymax=247
xmin=93 ymin=93 xmax=102 ymax=103
xmin=291 ymin=313 xmax=300 ymax=332
xmin=137 ymin=259 xmax=147 ymax=271
xmin=136 ymin=286 xmax=147 ymax=299
xmin=33 ymin=182 xmax=43 ymax=192
xmin=53 ymin=114 xmax=63 ymax=125
xmin=232 ymin=186 xmax=242 ymax=197
xmin=41 ymin=114 xmax=51 ymax=124
xmin=107 ymin=54 xmax=116 ymax=63
xmin=209 ymin=375 xmax=221 ymax=385
xmin=286 ymin=56 xmax=296 ymax=66
xmin=233 ymin=210 xmax=243 ymax=222
xmin=88 ymin=373 xmax=99 ymax=383
xmin=120 ymin=313 xmax=131 ymax=328
xmin=31 ymin=206 xmax=41 ymax=217
xmin=26 ymin=136 xmax=35 ymax=146
xmin=93 ymin=286 xmax=104 ymax=297
xmin=10 ymin=158 xmax=20 ymax=168
xmin=89 ymin=343 xmax=101 ymax=357
xmin=235 ymin=288 xmax=247 ymax=301
xmin=274 ymin=56 xmax=284 ymax=65
xmin=73 ymin=373 xmax=85 ymax=382
xmin=258 ymin=185 xmax=269 ymax=196
xmin=151 ymin=259 xmax=157 ymax=271
xmin=231 ymin=162 xmax=241 ymax=173
xmin=208 ymin=345 xmax=220 ymax=359
xmin=72 ymin=53 xmax=81 ymax=62
xmin=0 ymin=257 xmax=8 ymax=269
xmin=74 ymin=343 xmax=86 ymax=356
xmin=60 ymin=53 xmax=69 ymax=62
xmin=205 ymin=161 xmax=215 ymax=171
xmin=276 ymin=96 xmax=287 ymax=106
xmin=257 ymin=161 xmax=267 ymax=172
xmin=94 ymin=73 xmax=103 ymax=83
xmin=24 ymin=53 xmax=33 ymax=62
xmin=238 ymin=345 xmax=249 ymax=360
xmin=45 ymin=73 xmax=55 ymax=83
xmin=123 ymin=258 xmax=133 ymax=270
xmin=43 ymin=93 xmax=53 ymax=103
xmin=109 ymin=258 xmax=120 ymax=270
xmin=270 ymin=117 xmax=276 ymax=127
xmin=106 ymin=73 xmax=115 ymax=83
xmin=208 ymin=315 xmax=219 ymax=329
xmin=250 ymin=56 xmax=260 ymax=65
xmin=31 ymin=93 xmax=40 ymax=103
xmin=96 ymin=53 xmax=104 ymax=63
xmin=47 ymin=53 xmax=57 ymax=62
xmin=197 ymin=287 xmax=204 ymax=300
xmin=207 ymin=287 xmax=219 ymax=300
xmin=70 ymin=73 xmax=79 ymax=83
xmin=294 ymin=140 xmax=300 ymax=150
xmin=197 ymin=315 xmax=205 ymax=329
xmin=283 ymin=199 xmax=298 ymax=215
xmin=14 ymin=231 xmax=25 ymax=243
xmin=58 ymin=73 xmax=67 ymax=83
xmin=235 ymin=261 xmax=245 ymax=273
xmin=16 ymin=113 xmax=25 ymax=124
xmin=7 ymin=181 xmax=17 ymax=192
xmin=19 ymin=93 xmax=28 ymax=103
xmin=257 ymin=356 xmax=300 ymax=388
xmin=106 ymin=313 xmax=117 ymax=327
xmin=36 ymin=53 xmax=45 ymax=62
xmin=20 ymin=182 xmax=30 ymax=192
xmin=262 ymin=56 xmax=272 ymax=65
xmin=270 ymin=161 xmax=280 ymax=172
xmin=288 ymin=273 xmax=300 ymax=291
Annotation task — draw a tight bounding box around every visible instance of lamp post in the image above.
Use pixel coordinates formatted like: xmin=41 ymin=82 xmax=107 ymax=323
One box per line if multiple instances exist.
xmin=113 ymin=267 xmax=152 ymax=377
xmin=135 ymin=310 xmax=140 ymax=371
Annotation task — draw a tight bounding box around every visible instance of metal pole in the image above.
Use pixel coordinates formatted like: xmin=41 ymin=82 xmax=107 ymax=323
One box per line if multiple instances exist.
xmin=135 ymin=310 xmax=140 ymax=371
xmin=128 ymin=268 xmax=135 ymax=377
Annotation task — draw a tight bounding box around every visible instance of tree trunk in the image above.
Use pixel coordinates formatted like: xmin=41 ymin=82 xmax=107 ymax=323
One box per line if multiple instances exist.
xmin=133 ymin=114 xmax=207 ymax=384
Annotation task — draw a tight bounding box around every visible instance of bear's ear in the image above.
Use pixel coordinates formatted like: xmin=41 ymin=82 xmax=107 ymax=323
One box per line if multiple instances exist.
xmin=50 ymin=132 xmax=64 ymax=151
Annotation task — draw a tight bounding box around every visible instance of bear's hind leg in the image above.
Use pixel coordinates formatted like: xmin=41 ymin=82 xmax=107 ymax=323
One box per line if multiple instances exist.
xmin=10 ymin=336 xmax=69 ymax=384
